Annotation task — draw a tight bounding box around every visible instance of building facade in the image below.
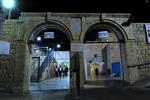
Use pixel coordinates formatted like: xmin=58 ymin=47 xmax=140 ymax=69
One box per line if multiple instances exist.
xmin=0 ymin=13 xmax=150 ymax=93
xmin=0 ymin=7 xmax=4 ymax=36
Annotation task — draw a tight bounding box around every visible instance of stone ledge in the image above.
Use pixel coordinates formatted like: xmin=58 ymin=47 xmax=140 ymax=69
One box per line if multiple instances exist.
xmin=20 ymin=12 xmax=130 ymax=18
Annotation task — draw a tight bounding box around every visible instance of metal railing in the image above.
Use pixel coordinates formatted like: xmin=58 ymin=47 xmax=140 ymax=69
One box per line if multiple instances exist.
xmin=128 ymin=63 xmax=150 ymax=69
xmin=38 ymin=49 xmax=54 ymax=80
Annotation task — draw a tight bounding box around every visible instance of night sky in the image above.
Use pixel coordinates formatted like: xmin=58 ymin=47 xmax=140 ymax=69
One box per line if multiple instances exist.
xmin=3 ymin=0 xmax=150 ymax=22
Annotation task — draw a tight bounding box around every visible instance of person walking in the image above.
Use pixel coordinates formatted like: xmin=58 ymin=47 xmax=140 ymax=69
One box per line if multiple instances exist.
xmin=55 ymin=65 xmax=59 ymax=77
xmin=64 ymin=66 xmax=68 ymax=76
xmin=58 ymin=65 xmax=62 ymax=77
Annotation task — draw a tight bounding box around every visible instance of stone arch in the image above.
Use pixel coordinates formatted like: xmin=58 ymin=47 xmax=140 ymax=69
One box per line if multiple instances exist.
xmin=24 ymin=20 xmax=73 ymax=43
xmin=22 ymin=20 xmax=73 ymax=92
xmin=81 ymin=19 xmax=128 ymax=42
xmin=82 ymin=19 xmax=129 ymax=82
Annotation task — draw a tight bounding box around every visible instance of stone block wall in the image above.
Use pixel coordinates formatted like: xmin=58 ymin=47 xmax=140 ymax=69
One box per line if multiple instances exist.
xmin=0 ymin=55 xmax=14 ymax=92
xmin=0 ymin=19 xmax=21 ymax=93
xmin=12 ymin=41 xmax=26 ymax=93
xmin=127 ymin=24 xmax=150 ymax=82
xmin=1 ymin=13 xmax=150 ymax=93
xmin=0 ymin=40 xmax=26 ymax=93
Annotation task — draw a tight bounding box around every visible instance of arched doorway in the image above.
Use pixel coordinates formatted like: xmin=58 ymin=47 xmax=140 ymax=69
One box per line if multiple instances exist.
xmin=83 ymin=21 xmax=128 ymax=87
xmin=26 ymin=21 xmax=72 ymax=91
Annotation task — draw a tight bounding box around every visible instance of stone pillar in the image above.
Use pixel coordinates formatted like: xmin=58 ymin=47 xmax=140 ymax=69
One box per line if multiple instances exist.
xmin=70 ymin=52 xmax=85 ymax=96
xmin=70 ymin=52 xmax=76 ymax=95
xmin=125 ymin=40 xmax=138 ymax=66
xmin=128 ymin=67 xmax=139 ymax=84
xmin=125 ymin=40 xmax=138 ymax=83
xmin=0 ymin=22 xmax=3 ymax=36
xmin=12 ymin=40 xmax=26 ymax=93
xmin=0 ymin=10 xmax=4 ymax=36
xmin=120 ymin=42 xmax=129 ymax=82
xmin=78 ymin=52 xmax=85 ymax=87
xmin=0 ymin=55 xmax=14 ymax=93
xmin=23 ymin=44 xmax=31 ymax=92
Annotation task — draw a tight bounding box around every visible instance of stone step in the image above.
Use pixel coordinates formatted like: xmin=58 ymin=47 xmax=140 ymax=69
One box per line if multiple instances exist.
xmin=85 ymin=80 xmax=130 ymax=87
xmin=30 ymin=78 xmax=39 ymax=82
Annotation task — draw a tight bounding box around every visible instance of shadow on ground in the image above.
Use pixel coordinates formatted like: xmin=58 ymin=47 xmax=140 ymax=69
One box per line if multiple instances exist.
xmin=65 ymin=87 xmax=150 ymax=100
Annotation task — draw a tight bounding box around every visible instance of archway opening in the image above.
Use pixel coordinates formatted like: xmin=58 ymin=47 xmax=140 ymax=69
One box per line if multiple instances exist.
xmin=27 ymin=22 xmax=71 ymax=91
xmin=83 ymin=22 xmax=126 ymax=87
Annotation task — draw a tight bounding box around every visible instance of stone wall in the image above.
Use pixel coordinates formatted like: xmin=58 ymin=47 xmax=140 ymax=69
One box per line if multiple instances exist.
xmin=0 ymin=55 xmax=14 ymax=92
xmin=12 ymin=41 xmax=26 ymax=93
xmin=128 ymin=23 xmax=150 ymax=81
xmin=0 ymin=11 xmax=4 ymax=36
xmin=0 ymin=40 xmax=26 ymax=93
xmin=1 ymin=13 xmax=150 ymax=93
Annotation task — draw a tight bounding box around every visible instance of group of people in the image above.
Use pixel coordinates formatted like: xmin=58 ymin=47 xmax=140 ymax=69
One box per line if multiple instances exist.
xmin=55 ymin=65 xmax=69 ymax=77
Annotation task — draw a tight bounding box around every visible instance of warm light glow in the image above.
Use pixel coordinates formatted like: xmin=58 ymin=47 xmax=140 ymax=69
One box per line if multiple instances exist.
xmin=2 ymin=0 xmax=15 ymax=9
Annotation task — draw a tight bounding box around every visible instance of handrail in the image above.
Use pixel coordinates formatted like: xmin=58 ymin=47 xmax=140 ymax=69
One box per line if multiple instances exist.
xmin=38 ymin=49 xmax=54 ymax=80
xmin=32 ymin=57 xmax=39 ymax=66
xmin=128 ymin=63 xmax=150 ymax=69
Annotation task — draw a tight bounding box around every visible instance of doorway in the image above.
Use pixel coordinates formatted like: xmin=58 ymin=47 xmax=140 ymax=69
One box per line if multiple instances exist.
xmin=83 ymin=22 xmax=127 ymax=87
xmin=84 ymin=43 xmax=122 ymax=81
xmin=27 ymin=22 xmax=72 ymax=91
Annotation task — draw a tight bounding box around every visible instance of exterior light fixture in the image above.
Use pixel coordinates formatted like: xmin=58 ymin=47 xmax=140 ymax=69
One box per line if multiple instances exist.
xmin=49 ymin=48 xmax=52 ymax=51
xmin=2 ymin=0 xmax=15 ymax=9
xmin=2 ymin=0 xmax=15 ymax=20
xmin=121 ymin=15 xmax=134 ymax=27
xmin=57 ymin=44 xmax=61 ymax=49
xmin=37 ymin=36 xmax=41 ymax=41
xmin=146 ymin=0 xmax=149 ymax=3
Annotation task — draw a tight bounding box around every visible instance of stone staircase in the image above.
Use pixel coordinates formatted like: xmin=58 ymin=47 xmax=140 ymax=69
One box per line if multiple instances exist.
xmin=132 ymin=79 xmax=150 ymax=89
xmin=84 ymin=80 xmax=130 ymax=88
xmin=30 ymin=69 xmax=39 ymax=82
xmin=30 ymin=56 xmax=46 ymax=82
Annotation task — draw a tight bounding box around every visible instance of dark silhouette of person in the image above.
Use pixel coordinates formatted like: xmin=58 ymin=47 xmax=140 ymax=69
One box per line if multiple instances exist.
xmin=58 ymin=65 xmax=62 ymax=77
xmin=55 ymin=66 xmax=59 ymax=77
xmin=62 ymin=67 xmax=66 ymax=77
xmin=95 ymin=67 xmax=99 ymax=78
xmin=64 ymin=66 xmax=68 ymax=76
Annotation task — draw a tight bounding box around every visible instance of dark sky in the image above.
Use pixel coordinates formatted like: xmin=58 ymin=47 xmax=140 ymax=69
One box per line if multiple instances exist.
xmin=16 ymin=0 xmax=149 ymax=12
xmin=4 ymin=0 xmax=150 ymax=22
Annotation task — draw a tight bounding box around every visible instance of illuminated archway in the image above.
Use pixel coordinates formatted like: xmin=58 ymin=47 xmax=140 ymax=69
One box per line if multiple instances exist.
xmin=83 ymin=20 xmax=128 ymax=84
xmin=23 ymin=20 xmax=72 ymax=91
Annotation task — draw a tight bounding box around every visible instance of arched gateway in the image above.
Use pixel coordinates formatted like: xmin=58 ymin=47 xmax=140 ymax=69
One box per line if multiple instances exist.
xmin=26 ymin=20 xmax=73 ymax=42
xmin=23 ymin=20 xmax=73 ymax=91
xmin=82 ymin=20 xmax=129 ymax=87
xmin=2 ymin=13 xmax=150 ymax=94
xmin=23 ymin=19 xmax=128 ymax=91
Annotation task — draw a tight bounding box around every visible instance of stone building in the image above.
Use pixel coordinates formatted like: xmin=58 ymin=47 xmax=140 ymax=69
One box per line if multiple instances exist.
xmin=0 ymin=8 xmax=4 ymax=36
xmin=0 ymin=13 xmax=150 ymax=93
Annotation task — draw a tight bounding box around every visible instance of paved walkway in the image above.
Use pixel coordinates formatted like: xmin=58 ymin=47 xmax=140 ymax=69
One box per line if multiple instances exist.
xmin=0 ymin=76 xmax=70 ymax=100
xmin=66 ymin=87 xmax=150 ymax=100
xmin=0 ymin=90 xmax=68 ymax=100
xmin=1 ymin=77 xmax=150 ymax=100
xmin=30 ymin=76 xmax=70 ymax=90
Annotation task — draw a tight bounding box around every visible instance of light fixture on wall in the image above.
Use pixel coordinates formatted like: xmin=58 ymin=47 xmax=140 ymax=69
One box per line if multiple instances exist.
xmin=37 ymin=36 xmax=42 ymax=41
xmin=99 ymin=13 xmax=103 ymax=21
xmin=0 ymin=8 xmax=4 ymax=37
xmin=121 ymin=15 xmax=134 ymax=27
xmin=49 ymin=48 xmax=52 ymax=51
xmin=2 ymin=0 xmax=15 ymax=20
xmin=145 ymin=0 xmax=149 ymax=3
xmin=57 ymin=44 xmax=61 ymax=49
xmin=45 ymin=12 xmax=48 ymax=22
